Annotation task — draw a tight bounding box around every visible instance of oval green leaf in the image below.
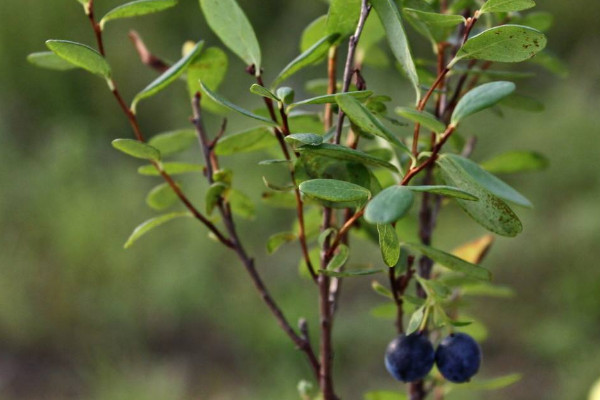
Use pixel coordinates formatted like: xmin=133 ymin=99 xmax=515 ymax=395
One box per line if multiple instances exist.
xmin=272 ymin=33 xmax=340 ymax=88
xmin=480 ymin=0 xmax=536 ymax=14
xmin=301 ymin=15 xmax=328 ymax=52
xmin=199 ymin=0 xmax=261 ymax=71
xmin=326 ymin=244 xmax=350 ymax=271
xmin=27 ymin=52 xmax=78 ymax=71
xmin=378 ymin=223 xmax=400 ymax=267
xmin=285 ymin=133 xmax=323 ymax=147
xmin=267 ymin=231 xmax=297 ymax=254
xmin=100 ymin=0 xmax=178 ymax=28
xmin=297 ymin=143 xmax=399 ymax=172
xmin=112 ymin=138 xmax=161 ymax=161
xmin=148 ymin=129 xmax=197 ymax=156
xmin=124 ymin=212 xmax=191 ymax=248
xmin=327 ymin=0 xmax=361 ymax=37
xmin=404 ymin=8 xmax=466 ymax=44
xmin=408 ymin=185 xmax=478 ymax=201
xmin=451 ymin=81 xmax=516 ymax=125
xmin=336 ymin=94 xmax=410 ymax=153
xmin=146 ymin=182 xmax=179 ymax=210
xmin=187 ymin=46 xmax=229 ymax=113
xmin=299 ymin=179 xmax=371 ymax=208
xmin=365 ymin=185 xmax=414 ymax=224
xmin=288 ymin=90 xmax=372 ymax=110
xmin=402 ymin=242 xmax=492 ymax=281
xmin=138 ymin=162 xmax=203 ymax=176
xmin=215 ymin=127 xmax=278 ymax=155
xmin=45 ymin=40 xmax=111 ymax=78
xmin=454 ymin=25 xmax=547 ymax=64
xmin=395 ymin=106 xmax=446 ymax=133
xmin=371 ymin=0 xmax=420 ymax=102
xmin=250 ymin=84 xmax=280 ymax=101
xmin=132 ymin=41 xmax=204 ymax=111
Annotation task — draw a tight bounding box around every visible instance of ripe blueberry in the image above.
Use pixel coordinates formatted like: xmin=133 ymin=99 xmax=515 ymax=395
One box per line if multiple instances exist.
xmin=384 ymin=333 xmax=435 ymax=382
xmin=435 ymin=333 xmax=482 ymax=383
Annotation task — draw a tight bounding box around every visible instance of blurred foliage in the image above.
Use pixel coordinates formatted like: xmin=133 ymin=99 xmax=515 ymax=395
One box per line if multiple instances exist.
xmin=0 ymin=0 xmax=599 ymax=399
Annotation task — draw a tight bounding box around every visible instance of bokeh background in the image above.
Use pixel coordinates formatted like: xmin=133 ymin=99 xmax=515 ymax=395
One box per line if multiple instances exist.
xmin=1 ymin=0 xmax=599 ymax=399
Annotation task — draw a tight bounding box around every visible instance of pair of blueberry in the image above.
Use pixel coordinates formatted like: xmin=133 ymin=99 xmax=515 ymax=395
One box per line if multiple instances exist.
xmin=384 ymin=332 xmax=481 ymax=383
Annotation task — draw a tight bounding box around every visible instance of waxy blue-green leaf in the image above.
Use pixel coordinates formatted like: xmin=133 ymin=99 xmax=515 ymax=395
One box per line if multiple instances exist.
xmin=199 ymin=0 xmax=261 ymax=71
xmin=326 ymin=244 xmax=350 ymax=270
xmin=272 ymin=34 xmax=340 ymax=88
xmin=267 ymin=231 xmax=297 ymax=254
xmin=402 ymin=242 xmax=491 ymax=281
xmin=187 ymin=46 xmax=229 ymax=114
xmin=138 ymin=162 xmax=203 ymax=176
xmin=403 ymin=8 xmax=466 ymax=43
xmin=299 ymin=179 xmax=371 ymax=208
xmin=200 ymin=82 xmax=278 ymax=126
xmin=148 ymin=129 xmax=197 ymax=156
xmin=146 ymin=182 xmax=179 ymax=210
xmin=124 ymin=212 xmax=191 ymax=248
xmin=27 ymin=52 xmax=78 ymax=71
xmin=443 ymin=154 xmax=531 ymax=207
xmin=326 ymin=0 xmax=361 ymax=37
xmin=451 ymin=81 xmax=516 ymax=125
xmin=480 ymin=151 xmax=549 ymax=174
xmin=297 ymin=143 xmax=399 ymax=172
xmin=215 ymin=127 xmax=277 ymax=155
xmin=301 ymin=15 xmax=328 ymax=52
xmin=437 ymin=155 xmax=523 ymax=237
xmin=378 ymin=224 xmax=400 ymax=267
xmin=371 ymin=0 xmax=420 ymax=102
xmin=132 ymin=41 xmax=204 ymax=111
xmin=480 ymin=0 xmax=535 ymax=14
xmin=288 ymin=90 xmax=372 ymax=110
xmin=365 ymin=185 xmax=414 ymax=224
xmin=112 ymin=139 xmax=161 ymax=161
xmin=406 ymin=306 xmax=426 ymax=335
xmin=395 ymin=107 xmax=446 ymax=133
xmin=285 ymin=133 xmax=323 ymax=147
xmin=250 ymin=84 xmax=279 ymax=101
xmin=408 ymin=185 xmax=478 ymax=201
xmin=336 ymin=94 xmax=410 ymax=153
xmin=453 ymin=25 xmax=547 ymax=64
xmin=100 ymin=0 xmax=178 ymax=28
xmin=45 ymin=40 xmax=111 ymax=78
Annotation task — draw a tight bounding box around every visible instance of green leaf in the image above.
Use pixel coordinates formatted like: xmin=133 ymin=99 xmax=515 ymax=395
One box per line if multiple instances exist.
xmin=199 ymin=0 xmax=261 ymax=71
xmin=250 ymin=84 xmax=280 ymax=101
xmin=276 ymin=87 xmax=295 ymax=104
xmin=326 ymin=244 xmax=350 ymax=270
xmin=148 ymin=129 xmax=197 ymax=156
xmin=406 ymin=306 xmax=425 ymax=334
xmin=100 ymin=0 xmax=178 ymax=28
xmin=377 ymin=224 xmax=400 ymax=267
xmin=460 ymin=282 xmax=515 ymax=298
xmin=146 ymin=182 xmax=179 ymax=210
xmin=371 ymin=280 xmax=394 ymax=298
xmin=27 ymin=52 xmax=77 ymax=71
xmin=408 ymin=185 xmax=478 ymax=201
xmin=453 ymin=25 xmax=547 ymax=64
xmin=452 ymin=374 xmax=522 ymax=391
xmin=480 ymin=0 xmax=535 ymax=14
xmin=132 ymin=41 xmax=204 ymax=111
xmin=205 ymin=182 xmax=228 ymax=215
xmin=215 ymin=127 xmax=278 ymax=155
xmin=451 ymin=81 xmax=516 ymax=125
xmin=301 ymin=15 xmax=328 ymax=52
xmin=321 ymin=267 xmax=385 ymax=278
xmin=336 ymin=94 xmax=410 ymax=153
xmin=436 ymin=155 xmax=523 ymax=237
xmin=266 ymin=232 xmax=297 ymax=254
xmin=187 ymin=46 xmax=229 ymax=113
xmin=285 ymin=133 xmax=323 ymax=147
xmin=480 ymin=151 xmax=549 ymax=174
xmin=356 ymin=15 xmax=386 ymax=64
xmin=263 ymin=176 xmax=294 ymax=192
xmin=403 ymin=8 xmax=466 ymax=43
xmin=112 ymin=139 xmax=161 ymax=161
xmin=299 ymin=179 xmax=371 ymax=208
xmin=139 ymin=162 xmax=202 ymax=176
xmin=124 ymin=212 xmax=191 ymax=248
xmin=200 ymin=82 xmax=278 ymax=126
xmin=297 ymin=143 xmax=399 ymax=172
xmin=371 ymin=0 xmax=420 ymax=102
xmin=365 ymin=186 xmax=414 ymax=225
xmin=228 ymin=189 xmax=255 ymax=220
xmin=45 ymin=40 xmax=111 ymax=78
xmin=402 ymin=242 xmax=492 ymax=281
xmin=327 ymin=0 xmax=361 ymax=37
xmin=272 ymin=34 xmax=340 ymax=88
xmin=364 ymin=391 xmax=407 ymax=400
xmin=442 ymin=154 xmax=532 ymax=207
xmin=395 ymin=107 xmax=446 ymax=133
xmin=288 ymin=90 xmax=372 ymax=110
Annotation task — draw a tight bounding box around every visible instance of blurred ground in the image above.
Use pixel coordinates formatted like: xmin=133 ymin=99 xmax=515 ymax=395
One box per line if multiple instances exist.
xmin=1 ymin=0 xmax=599 ymax=399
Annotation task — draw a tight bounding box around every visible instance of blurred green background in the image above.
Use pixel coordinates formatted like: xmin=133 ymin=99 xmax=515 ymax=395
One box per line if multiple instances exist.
xmin=1 ymin=0 xmax=599 ymax=399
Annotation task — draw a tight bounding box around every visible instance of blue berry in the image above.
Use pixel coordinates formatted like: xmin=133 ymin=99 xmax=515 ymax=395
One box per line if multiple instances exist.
xmin=384 ymin=333 xmax=435 ymax=382
xmin=435 ymin=333 xmax=482 ymax=383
